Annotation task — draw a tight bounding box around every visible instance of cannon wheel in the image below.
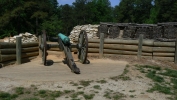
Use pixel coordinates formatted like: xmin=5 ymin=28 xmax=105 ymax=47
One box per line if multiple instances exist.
xmin=78 ymin=30 xmax=89 ymax=64
xmin=41 ymin=30 xmax=47 ymax=65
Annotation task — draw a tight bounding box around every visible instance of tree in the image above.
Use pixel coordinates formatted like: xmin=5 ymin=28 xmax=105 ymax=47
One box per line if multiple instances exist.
xmin=115 ymin=0 xmax=135 ymax=23
xmin=60 ymin=4 xmax=74 ymax=35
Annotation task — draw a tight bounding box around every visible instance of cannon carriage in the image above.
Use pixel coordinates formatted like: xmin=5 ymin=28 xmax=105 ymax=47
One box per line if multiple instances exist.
xmin=39 ymin=30 xmax=90 ymax=74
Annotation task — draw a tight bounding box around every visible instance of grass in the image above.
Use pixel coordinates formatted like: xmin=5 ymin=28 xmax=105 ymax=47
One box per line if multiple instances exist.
xmin=110 ymin=66 xmax=131 ymax=81
xmin=93 ymin=85 xmax=101 ymax=90
xmin=160 ymin=68 xmax=177 ymax=78
xmin=136 ymin=65 xmax=161 ymax=71
xmin=79 ymin=80 xmax=93 ymax=87
xmin=15 ymin=87 xmax=25 ymax=95
xmin=129 ymin=90 xmax=136 ymax=92
xmin=135 ymin=64 xmax=177 ymax=99
xmin=147 ymin=83 xmax=172 ymax=94
xmin=130 ymin=95 xmax=135 ymax=98
xmin=22 ymin=97 xmax=40 ymax=100
xmin=104 ymin=91 xmax=125 ymax=100
xmin=0 ymin=91 xmax=18 ymax=100
xmin=110 ymin=75 xmax=131 ymax=81
xmin=146 ymin=70 xmax=164 ymax=83
xmin=70 ymin=91 xmax=84 ymax=99
xmin=112 ymin=64 xmax=131 ymax=81
xmin=96 ymin=80 xmax=107 ymax=84
xmin=83 ymin=94 xmax=95 ymax=100
xmin=70 ymin=81 xmax=79 ymax=86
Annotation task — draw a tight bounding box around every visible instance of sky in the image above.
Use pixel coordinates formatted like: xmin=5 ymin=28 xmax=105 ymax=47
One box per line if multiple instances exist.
xmin=57 ymin=0 xmax=121 ymax=7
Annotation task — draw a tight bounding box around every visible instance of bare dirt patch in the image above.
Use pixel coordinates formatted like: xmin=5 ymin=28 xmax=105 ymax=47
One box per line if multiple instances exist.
xmin=0 ymin=54 xmax=176 ymax=100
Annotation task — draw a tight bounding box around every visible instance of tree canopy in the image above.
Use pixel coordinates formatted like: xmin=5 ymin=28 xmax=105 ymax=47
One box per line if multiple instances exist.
xmin=0 ymin=0 xmax=176 ymax=38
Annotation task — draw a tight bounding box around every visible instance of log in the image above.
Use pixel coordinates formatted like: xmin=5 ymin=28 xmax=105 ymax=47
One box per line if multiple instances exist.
xmin=0 ymin=51 xmax=39 ymax=62
xmin=153 ymin=57 xmax=174 ymax=62
xmin=88 ymin=43 xmax=153 ymax=52
xmin=154 ymin=42 xmax=175 ymax=47
xmin=87 ymin=53 xmax=152 ymax=59
xmin=88 ymin=48 xmax=152 ymax=56
xmin=74 ymin=38 xmax=154 ymax=46
xmin=153 ymin=47 xmax=175 ymax=53
xmin=49 ymin=48 xmax=77 ymax=52
xmin=0 ymin=47 xmax=38 ymax=54
xmin=153 ymin=52 xmax=175 ymax=57
xmin=0 ymin=42 xmax=38 ymax=49
xmin=0 ymin=56 xmax=37 ymax=67
xmin=48 ymin=43 xmax=77 ymax=48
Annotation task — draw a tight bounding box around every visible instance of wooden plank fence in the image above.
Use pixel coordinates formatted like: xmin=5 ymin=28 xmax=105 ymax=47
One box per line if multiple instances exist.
xmin=68 ymin=33 xmax=177 ymax=63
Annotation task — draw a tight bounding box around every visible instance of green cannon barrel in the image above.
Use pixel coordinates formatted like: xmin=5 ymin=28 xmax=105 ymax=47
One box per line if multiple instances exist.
xmin=58 ymin=33 xmax=70 ymax=45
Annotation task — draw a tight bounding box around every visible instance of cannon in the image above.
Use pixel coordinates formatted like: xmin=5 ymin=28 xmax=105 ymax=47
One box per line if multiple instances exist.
xmin=39 ymin=30 xmax=90 ymax=74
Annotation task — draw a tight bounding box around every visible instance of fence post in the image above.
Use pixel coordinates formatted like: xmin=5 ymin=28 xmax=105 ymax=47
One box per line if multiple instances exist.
xmin=175 ymin=35 xmax=177 ymax=64
xmin=16 ymin=36 xmax=22 ymax=65
xmin=137 ymin=34 xmax=144 ymax=59
xmin=99 ymin=33 xmax=104 ymax=58
xmin=39 ymin=35 xmax=42 ymax=58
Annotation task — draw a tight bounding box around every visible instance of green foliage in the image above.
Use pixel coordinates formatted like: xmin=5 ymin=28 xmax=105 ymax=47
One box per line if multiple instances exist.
xmin=15 ymin=87 xmax=25 ymax=95
xmin=93 ymin=85 xmax=101 ymax=90
xmin=147 ymin=83 xmax=172 ymax=94
xmin=146 ymin=70 xmax=164 ymax=83
xmin=160 ymin=68 xmax=177 ymax=78
xmin=1 ymin=0 xmax=177 ymax=38
xmin=83 ymin=94 xmax=95 ymax=100
xmin=0 ymin=91 xmax=18 ymax=100
xmin=96 ymin=80 xmax=107 ymax=84
xmin=79 ymin=80 xmax=93 ymax=87
xmin=22 ymin=97 xmax=40 ymax=100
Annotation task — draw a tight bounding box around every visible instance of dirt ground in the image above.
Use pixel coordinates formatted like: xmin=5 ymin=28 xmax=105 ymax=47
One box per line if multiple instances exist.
xmin=0 ymin=53 xmax=176 ymax=100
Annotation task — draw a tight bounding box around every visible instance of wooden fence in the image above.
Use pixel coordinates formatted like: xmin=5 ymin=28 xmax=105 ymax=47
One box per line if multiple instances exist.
xmin=47 ymin=33 xmax=177 ymax=64
xmin=0 ymin=37 xmax=39 ymax=67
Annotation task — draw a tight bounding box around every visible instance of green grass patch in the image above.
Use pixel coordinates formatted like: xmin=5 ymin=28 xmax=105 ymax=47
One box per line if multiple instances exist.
xmin=146 ymin=70 xmax=164 ymax=83
xmin=130 ymin=95 xmax=135 ymax=98
xmin=83 ymin=94 xmax=95 ymax=100
xmin=171 ymin=78 xmax=177 ymax=89
xmin=15 ymin=87 xmax=25 ymax=95
xmin=129 ymin=90 xmax=136 ymax=92
xmin=0 ymin=91 xmax=18 ymax=100
xmin=93 ymin=85 xmax=101 ymax=90
xmin=79 ymin=80 xmax=93 ymax=87
xmin=50 ymin=91 xmax=63 ymax=98
xmin=147 ymin=83 xmax=172 ymax=94
xmin=104 ymin=91 xmax=125 ymax=100
xmin=64 ymin=90 xmax=73 ymax=94
xmin=70 ymin=91 xmax=84 ymax=99
xmin=137 ymin=65 xmax=161 ymax=71
xmin=160 ymin=68 xmax=177 ymax=78
xmin=22 ymin=97 xmax=40 ymax=100
xmin=110 ymin=75 xmax=131 ymax=81
xmin=70 ymin=81 xmax=79 ymax=86
xmin=96 ymin=80 xmax=107 ymax=84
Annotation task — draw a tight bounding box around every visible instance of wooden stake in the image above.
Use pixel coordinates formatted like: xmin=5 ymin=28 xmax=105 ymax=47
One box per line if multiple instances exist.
xmin=99 ymin=33 xmax=104 ymax=58
xmin=16 ymin=36 xmax=22 ymax=65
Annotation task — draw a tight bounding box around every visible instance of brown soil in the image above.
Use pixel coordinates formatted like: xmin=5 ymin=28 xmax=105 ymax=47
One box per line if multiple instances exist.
xmin=0 ymin=53 xmax=176 ymax=100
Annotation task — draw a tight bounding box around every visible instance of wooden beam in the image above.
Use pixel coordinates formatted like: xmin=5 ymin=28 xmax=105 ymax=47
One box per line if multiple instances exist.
xmin=99 ymin=33 xmax=104 ymax=58
xmin=0 ymin=47 xmax=38 ymax=54
xmin=0 ymin=52 xmax=39 ymax=62
xmin=16 ymin=36 xmax=21 ymax=65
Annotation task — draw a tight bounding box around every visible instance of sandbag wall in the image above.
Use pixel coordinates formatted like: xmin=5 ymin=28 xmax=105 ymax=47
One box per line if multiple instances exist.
xmin=0 ymin=42 xmax=39 ymax=66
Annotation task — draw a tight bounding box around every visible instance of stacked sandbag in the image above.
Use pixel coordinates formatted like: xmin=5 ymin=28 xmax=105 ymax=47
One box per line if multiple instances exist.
xmin=69 ymin=24 xmax=99 ymax=43
xmin=3 ymin=32 xmax=38 ymax=43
